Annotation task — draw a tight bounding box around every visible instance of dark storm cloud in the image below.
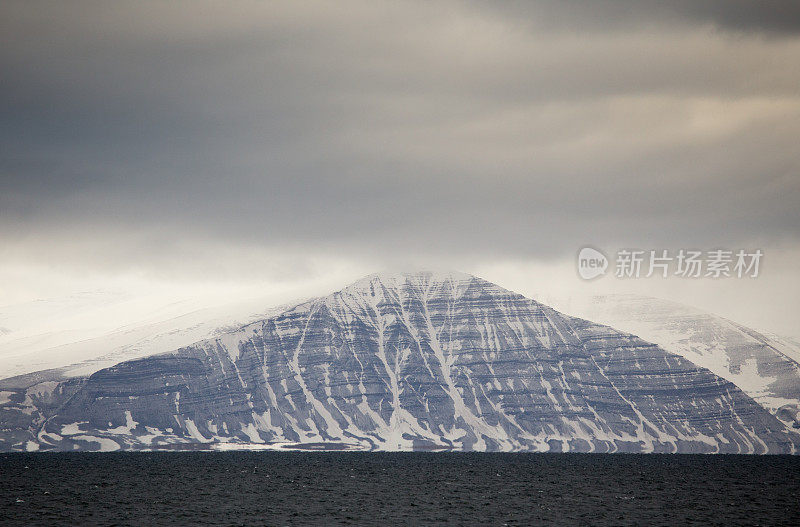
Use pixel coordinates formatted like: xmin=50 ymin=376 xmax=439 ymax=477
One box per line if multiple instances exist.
xmin=475 ymin=1 xmax=800 ymax=35
xmin=1 ymin=1 xmax=799 ymax=275
xmin=630 ymin=0 xmax=800 ymax=33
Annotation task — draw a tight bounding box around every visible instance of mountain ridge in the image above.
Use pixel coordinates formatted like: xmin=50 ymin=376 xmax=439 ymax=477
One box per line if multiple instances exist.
xmin=553 ymin=293 xmax=800 ymax=430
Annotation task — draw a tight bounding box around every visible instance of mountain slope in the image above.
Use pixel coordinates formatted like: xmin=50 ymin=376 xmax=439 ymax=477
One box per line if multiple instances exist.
xmin=1 ymin=272 xmax=797 ymax=453
xmin=0 ymin=292 xmax=286 ymax=380
xmin=551 ymin=294 xmax=800 ymax=429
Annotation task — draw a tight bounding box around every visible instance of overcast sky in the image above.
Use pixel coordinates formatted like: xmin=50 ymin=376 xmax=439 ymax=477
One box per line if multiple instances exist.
xmin=1 ymin=1 xmax=799 ymax=335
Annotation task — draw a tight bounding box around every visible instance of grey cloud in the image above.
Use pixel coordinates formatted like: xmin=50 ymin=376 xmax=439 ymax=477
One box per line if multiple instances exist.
xmin=1 ymin=1 xmax=799 ymax=276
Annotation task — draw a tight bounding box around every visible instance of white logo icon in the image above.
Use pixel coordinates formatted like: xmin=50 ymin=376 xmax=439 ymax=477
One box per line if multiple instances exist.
xmin=577 ymin=247 xmax=608 ymax=280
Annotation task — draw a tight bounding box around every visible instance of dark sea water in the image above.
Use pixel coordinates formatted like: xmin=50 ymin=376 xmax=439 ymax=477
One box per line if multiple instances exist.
xmin=1 ymin=452 xmax=798 ymax=526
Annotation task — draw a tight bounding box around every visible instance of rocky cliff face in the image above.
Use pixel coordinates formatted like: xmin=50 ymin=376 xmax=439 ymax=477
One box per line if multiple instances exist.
xmin=1 ymin=272 xmax=797 ymax=453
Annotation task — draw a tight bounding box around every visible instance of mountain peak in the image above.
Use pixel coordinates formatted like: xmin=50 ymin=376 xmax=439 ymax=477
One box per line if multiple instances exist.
xmin=329 ymin=270 xmax=523 ymax=311
xmin=348 ymin=269 xmax=475 ymax=287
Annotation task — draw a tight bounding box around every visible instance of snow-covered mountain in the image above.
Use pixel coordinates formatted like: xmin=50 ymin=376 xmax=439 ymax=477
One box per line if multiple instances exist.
xmin=0 ymin=292 xmax=286 ymax=380
xmin=549 ymin=294 xmax=800 ymax=430
xmin=1 ymin=272 xmax=797 ymax=453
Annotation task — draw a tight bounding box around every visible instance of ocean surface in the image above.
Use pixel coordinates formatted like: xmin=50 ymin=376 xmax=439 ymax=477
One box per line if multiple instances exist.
xmin=1 ymin=452 xmax=798 ymax=526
